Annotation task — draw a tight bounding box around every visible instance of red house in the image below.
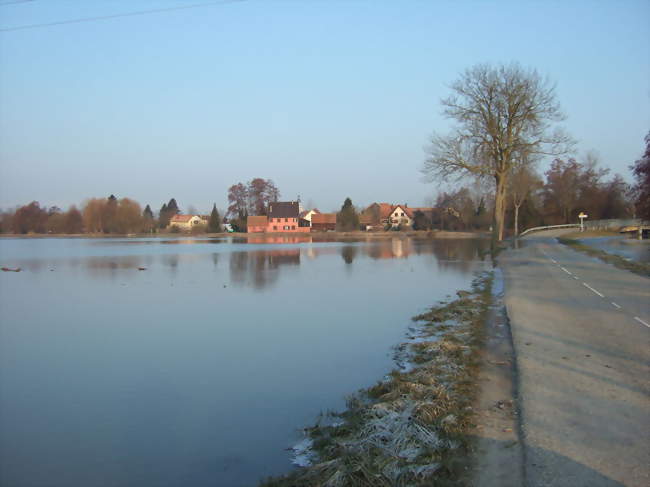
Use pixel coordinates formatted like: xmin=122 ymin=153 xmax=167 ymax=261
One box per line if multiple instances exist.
xmin=247 ymin=201 xmax=310 ymax=233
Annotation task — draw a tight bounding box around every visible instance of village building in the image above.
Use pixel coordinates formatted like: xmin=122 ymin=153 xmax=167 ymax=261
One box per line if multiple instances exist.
xmin=389 ymin=205 xmax=414 ymax=228
xmin=311 ymin=213 xmax=337 ymax=231
xmin=362 ymin=202 xmax=395 ymax=228
xmin=246 ymin=201 xmax=311 ymax=233
xmin=247 ymin=215 xmax=268 ymax=233
xmin=168 ymin=214 xmax=207 ymax=231
xmin=299 ymin=208 xmax=320 ymax=225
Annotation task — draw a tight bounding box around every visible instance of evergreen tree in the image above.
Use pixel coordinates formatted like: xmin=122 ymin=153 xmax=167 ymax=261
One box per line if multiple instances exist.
xmin=336 ymin=197 xmax=360 ymax=232
xmin=143 ymin=204 xmax=155 ymax=233
xmin=208 ymin=204 xmax=222 ymax=233
xmin=158 ymin=203 xmax=169 ymax=228
xmin=167 ymin=198 xmax=179 ymax=215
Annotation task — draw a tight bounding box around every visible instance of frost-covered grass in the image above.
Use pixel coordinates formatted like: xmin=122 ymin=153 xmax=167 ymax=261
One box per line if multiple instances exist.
xmin=261 ymin=273 xmax=493 ymax=487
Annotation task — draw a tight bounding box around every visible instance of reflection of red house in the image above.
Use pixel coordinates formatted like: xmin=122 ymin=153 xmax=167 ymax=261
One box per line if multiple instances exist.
xmin=247 ymin=201 xmax=310 ymax=233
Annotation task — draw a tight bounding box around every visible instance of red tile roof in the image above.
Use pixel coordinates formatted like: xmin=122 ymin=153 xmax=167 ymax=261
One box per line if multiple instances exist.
xmin=170 ymin=214 xmax=195 ymax=223
xmin=377 ymin=203 xmax=393 ymax=219
xmin=391 ymin=205 xmax=414 ymax=218
xmin=311 ymin=213 xmax=337 ymax=224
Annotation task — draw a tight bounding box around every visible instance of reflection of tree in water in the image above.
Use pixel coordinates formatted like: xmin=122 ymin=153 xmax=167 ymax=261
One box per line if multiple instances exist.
xmin=427 ymin=239 xmax=490 ymax=273
xmin=229 ymin=249 xmax=300 ymax=290
xmin=162 ymin=254 xmax=179 ymax=277
xmin=360 ymin=237 xmax=489 ymax=273
xmin=83 ymin=256 xmax=144 ymax=278
xmin=340 ymin=245 xmax=358 ymax=264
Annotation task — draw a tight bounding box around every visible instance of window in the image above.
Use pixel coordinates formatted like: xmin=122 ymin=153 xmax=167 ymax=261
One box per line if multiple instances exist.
xmin=291 ymin=226 xmax=295 ymax=230
xmin=273 ymin=226 xmax=277 ymax=230
xmin=285 ymin=218 xmax=288 ymax=222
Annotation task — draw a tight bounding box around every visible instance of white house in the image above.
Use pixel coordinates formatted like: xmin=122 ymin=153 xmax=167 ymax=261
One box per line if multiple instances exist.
xmin=168 ymin=214 xmax=206 ymax=231
xmin=389 ymin=205 xmax=413 ymax=228
xmin=299 ymin=209 xmax=320 ymax=224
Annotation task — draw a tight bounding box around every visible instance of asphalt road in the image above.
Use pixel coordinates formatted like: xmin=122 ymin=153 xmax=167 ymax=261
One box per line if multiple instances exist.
xmin=501 ymin=229 xmax=650 ymax=487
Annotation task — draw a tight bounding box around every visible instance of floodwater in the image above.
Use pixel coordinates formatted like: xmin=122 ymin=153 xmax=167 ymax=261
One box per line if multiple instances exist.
xmin=0 ymin=236 xmax=490 ymax=487
xmin=579 ymin=236 xmax=650 ymax=263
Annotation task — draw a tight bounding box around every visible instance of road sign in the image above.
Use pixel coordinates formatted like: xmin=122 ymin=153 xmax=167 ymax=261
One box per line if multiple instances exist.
xmin=578 ymin=212 xmax=588 ymax=232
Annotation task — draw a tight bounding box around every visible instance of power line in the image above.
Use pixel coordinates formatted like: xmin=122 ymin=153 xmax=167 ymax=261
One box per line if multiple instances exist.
xmin=0 ymin=0 xmax=244 ymax=32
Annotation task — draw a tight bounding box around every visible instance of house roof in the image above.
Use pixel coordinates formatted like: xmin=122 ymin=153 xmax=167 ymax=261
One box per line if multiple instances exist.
xmin=377 ymin=203 xmax=393 ymax=219
xmin=311 ymin=213 xmax=337 ymax=224
xmin=170 ymin=214 xmax=196 ymax=223
xmin=268 ymin=201 xmax=299 ymax=219
xmin=391 ymin=205 xmax=414 ymax=218
xmin=247 ymin=215 xmax=268 ymax=226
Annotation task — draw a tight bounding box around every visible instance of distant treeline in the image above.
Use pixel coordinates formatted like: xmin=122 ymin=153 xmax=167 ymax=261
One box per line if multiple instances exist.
xmin=0 ymin=195 xmax=221 ymax=235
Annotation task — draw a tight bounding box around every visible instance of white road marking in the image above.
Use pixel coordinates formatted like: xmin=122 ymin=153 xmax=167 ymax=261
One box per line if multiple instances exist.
xmin=560 ymin=266 xmax=572 ymax=276
xmin=573 ymin=275 xmax=579 ymax=280
xmin=611 ymin=302 xmax=621 ymax=309
xmin=582 ymin=282 xmax=605 ymax=298
xmin=550 ymin=258 xmax=557 ymax=264
xmin=634 ymin=317 xmax=650 ymax=328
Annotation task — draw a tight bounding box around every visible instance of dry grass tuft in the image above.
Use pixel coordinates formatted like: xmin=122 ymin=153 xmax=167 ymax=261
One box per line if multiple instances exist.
xmin=261 ymin=272 xmax=494 ymax=487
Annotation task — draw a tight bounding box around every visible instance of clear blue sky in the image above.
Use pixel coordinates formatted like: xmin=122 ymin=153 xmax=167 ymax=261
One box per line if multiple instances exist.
xmin=1 ymin=0 xmax=648 ymax=214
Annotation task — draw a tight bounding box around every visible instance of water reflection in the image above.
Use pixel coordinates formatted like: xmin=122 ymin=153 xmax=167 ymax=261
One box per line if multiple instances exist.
xmin=341 ymin=245 xmax=357 ymax=265
xmin=2 ymin=238 xmax=490 ymax=289
xmin=230 ymin=249 xmax=301 ymax=289
xmin=0 ymin=236 xmax=491 ymax=487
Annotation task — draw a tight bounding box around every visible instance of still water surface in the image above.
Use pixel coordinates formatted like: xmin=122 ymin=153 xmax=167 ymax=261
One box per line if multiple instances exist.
xmin=578 ymin=236 xmax=650 ymax=263
xmin=0 ymin=236 xmax=489 ymax=486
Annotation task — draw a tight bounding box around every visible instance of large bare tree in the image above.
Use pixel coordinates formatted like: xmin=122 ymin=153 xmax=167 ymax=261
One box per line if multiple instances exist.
xmin=423 ymin=63 xmax=572 ymax=241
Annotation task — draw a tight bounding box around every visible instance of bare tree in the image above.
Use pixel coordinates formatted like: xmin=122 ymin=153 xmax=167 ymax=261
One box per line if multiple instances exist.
xmin=509 ymin=164 xmax=541 ymax=236
xmin=423 ymin=63 xmax=573 ymax=242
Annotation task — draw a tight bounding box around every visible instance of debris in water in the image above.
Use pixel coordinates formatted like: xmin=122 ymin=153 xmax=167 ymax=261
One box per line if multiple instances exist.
xmin=1 ymin=267 xmax=21 ymax=272
xmin=138 ymin=267 xmax=147 ymax=271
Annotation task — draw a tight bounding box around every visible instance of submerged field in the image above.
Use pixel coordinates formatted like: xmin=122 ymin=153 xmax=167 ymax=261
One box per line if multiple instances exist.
xmin=0 ymin=236 xmax=490 ymax=486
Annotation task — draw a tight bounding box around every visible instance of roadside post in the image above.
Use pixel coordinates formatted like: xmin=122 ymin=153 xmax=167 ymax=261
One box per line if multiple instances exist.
xmin=578 ymin=212 xmax=588 ymax=232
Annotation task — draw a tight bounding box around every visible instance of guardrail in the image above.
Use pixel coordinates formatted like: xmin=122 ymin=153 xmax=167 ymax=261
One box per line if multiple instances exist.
xmin=519 ymin=219 xmax=643 ymax=238
xmin=518 ymin=224 xmax=580 ymax=237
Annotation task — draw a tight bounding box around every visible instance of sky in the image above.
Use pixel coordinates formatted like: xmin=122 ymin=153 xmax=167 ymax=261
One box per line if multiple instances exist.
xmin=0 ymin=0 xmax=648 ymax=214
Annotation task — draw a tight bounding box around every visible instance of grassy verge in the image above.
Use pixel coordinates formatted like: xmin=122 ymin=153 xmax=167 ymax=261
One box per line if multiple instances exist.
xmin=261 ymin=272 xmax=493 ymax=487
xmin=557 ymin=237 xmax=650 ymax=278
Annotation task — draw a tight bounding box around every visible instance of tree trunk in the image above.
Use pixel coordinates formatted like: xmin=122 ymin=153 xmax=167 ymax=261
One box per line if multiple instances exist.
xmin=493 ymin=173 xmax=508 ymax=242
xmin=514 ymin=203 xmax=520 ymax=237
